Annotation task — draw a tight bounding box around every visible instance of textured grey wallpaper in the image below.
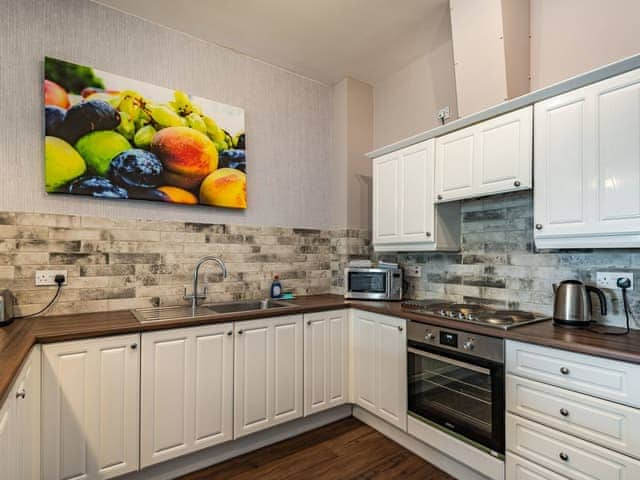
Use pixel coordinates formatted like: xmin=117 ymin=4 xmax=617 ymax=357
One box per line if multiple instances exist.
xmin=0 ymin=0 xmax=333 ymax=228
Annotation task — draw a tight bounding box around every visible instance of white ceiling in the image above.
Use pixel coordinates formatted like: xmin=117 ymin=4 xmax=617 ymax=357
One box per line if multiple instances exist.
xmin=94 ymin=0 xmax=451 ymax=85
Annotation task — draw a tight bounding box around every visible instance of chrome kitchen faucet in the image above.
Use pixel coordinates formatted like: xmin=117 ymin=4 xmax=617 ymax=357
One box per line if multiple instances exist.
xmin=184 ymin=256 xmax=228 ymax=313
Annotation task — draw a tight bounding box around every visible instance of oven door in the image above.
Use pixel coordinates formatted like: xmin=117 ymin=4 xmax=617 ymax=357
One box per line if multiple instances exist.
xmin=407 ymin=343 xmax=504 ymax=454
xmin=345 ymin=269 xmax=390 ymax=300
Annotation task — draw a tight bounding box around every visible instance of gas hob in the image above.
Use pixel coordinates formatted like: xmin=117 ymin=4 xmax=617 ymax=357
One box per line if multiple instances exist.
xmin=401 ymin=299 xmax=550 ymax=330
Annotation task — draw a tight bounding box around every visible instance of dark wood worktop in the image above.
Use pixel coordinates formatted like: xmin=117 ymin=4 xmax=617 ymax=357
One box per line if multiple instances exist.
xmin=2 ymin=294 xmax=640 ymax=404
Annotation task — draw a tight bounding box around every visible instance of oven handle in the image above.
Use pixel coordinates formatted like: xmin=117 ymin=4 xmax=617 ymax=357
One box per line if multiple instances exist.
xmin=407 ymin=347 xmax=491 ymax=376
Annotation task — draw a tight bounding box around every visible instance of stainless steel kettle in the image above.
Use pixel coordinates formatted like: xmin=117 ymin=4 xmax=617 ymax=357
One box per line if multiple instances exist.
xmin=552 ymin=280 xmax=607 ymax=327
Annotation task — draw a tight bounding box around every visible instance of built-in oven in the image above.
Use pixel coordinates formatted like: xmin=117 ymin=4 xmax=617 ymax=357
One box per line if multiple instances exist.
xmin=407 ymin=321 xmax=505 ymax=456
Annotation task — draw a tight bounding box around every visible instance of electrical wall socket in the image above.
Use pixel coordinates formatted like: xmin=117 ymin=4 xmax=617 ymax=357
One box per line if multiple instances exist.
xmin=35 ymin=270 xmax=67 ymax=286
xmin=597 ymin=271 xmax=633 ymax=290
xmin=405 ymin=265 xmax=422 ymax=278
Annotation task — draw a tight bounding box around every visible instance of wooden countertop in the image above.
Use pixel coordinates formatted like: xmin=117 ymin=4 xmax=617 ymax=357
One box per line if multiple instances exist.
xmin=2 ymin=294 xmax=640 ymax=404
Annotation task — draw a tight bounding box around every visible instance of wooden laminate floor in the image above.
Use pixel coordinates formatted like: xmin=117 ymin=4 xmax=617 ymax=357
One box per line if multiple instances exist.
xmin=179 ymin=417 xmax=455 ymax=480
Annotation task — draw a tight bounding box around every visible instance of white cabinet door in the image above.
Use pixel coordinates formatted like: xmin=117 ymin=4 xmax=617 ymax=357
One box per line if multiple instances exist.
xmin=534 ymin=89 xmax=593 ymax=240
xmin=42 ymin=334 xmax=140 ymax=480
xmin=351 ymin=310 xmax=407 ymax=431
xmin=375 ymin=314 xmax=407 ymax=430
xmin=399 ymin=140 xmax=435 ymax=243
xmin=435 ymin=106 xmax=532 ymax=202
xmin=534 ymin=67 xmax=640 ymax=248
xmin=475 ymin=106 xmax=532 ymax=195
xmin=351 ymin=310 xmax=377 ymax=411
xmin=594 ymin=70 xmax=640 ymax=236
xmin=14 ymin=346 xmax=41 ymax=480
xmin=372 ymin=153 xmax=401 ymax=244
xmin=303 ymin=310 xmax=348 ymax=416
xmin=435 ymin=125 xmax=475 ymax=201
xmin=0 ymin=390 xmax=15 ymax=480
xmin=234 ymin=315 xmax=303 ymax=439
xmin=141 ymin=323 xmax=233 ymax=467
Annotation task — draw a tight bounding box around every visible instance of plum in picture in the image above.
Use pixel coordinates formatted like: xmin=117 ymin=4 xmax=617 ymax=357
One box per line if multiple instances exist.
xmin=44 ymin=56 xmax=246 ymax=209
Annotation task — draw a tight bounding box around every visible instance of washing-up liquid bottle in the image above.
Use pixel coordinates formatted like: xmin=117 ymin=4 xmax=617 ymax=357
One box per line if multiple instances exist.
xmin=270 ymin=275 xmax=282 ymax=299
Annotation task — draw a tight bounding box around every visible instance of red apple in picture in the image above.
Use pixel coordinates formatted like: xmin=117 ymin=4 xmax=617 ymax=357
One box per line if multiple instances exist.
xmin=44 ymin=79 xmax=70 ymax=109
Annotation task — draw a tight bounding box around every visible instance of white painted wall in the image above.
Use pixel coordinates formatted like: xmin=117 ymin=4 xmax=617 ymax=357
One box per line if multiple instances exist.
xmin=530 ymin=0 xmax=640 ymax=89
xmin=0 ymin=0 xmax=333 ymax=229
xmin=372 ymin=5 xmax=457 ymax=149
xmin=331 ymin=78 xmax=373 ymax=230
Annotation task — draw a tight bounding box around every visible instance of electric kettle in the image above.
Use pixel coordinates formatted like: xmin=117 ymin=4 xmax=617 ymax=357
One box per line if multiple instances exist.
xmin=552 ymin=280 xmax=607 ymax=327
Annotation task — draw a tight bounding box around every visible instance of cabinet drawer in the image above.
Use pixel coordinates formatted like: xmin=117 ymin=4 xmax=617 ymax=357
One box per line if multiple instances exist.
xmin=507 ymin=414 xmax=640 ymax=480
xmin=507 ymin=375 xmax=640 ymax=459
xmin=506 ymin=453 xmax=569 ymax=480
xmin=506 ymin=341 xmax=640 ymax=407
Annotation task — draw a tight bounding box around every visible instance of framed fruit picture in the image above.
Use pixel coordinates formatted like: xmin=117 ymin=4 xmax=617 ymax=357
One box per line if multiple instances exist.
xmin=43 ymin=57 xmax=246 ymax=208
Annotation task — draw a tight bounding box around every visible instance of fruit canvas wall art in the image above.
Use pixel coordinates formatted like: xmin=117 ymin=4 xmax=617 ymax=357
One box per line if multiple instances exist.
xmin=44 ymin=57 xmax=247 ymax=209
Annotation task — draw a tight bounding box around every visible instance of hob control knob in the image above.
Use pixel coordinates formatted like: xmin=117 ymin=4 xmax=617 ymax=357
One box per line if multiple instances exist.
xmin=463 ymin=339 xmax=475 ymax=351
xmin=425 ymin=331 xmax=435 ymax=341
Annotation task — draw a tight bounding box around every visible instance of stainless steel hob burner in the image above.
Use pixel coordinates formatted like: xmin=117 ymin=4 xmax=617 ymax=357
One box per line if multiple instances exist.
xmin=401 ymin=300 xmax=549 ymax=329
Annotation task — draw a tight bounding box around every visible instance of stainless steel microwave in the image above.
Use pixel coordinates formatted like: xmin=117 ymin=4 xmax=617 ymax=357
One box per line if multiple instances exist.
xmin=344 ymin=267 xmax=403 ymax=300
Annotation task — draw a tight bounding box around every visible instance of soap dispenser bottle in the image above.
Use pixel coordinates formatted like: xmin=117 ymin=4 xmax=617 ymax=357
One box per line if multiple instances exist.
xmin=270 ymin=275 xmax=282 ymax=299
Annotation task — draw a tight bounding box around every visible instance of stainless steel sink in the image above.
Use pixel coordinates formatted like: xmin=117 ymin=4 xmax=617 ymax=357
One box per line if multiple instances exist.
xmin=133 ymin=299 xmax=296 ymax=323
xmin=208 ymin=299 xmax=294 ymax=314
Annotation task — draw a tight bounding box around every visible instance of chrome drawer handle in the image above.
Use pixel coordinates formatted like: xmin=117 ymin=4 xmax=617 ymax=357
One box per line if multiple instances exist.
xmin=514 ymin=180 xmax=521 ymax=187
xmin=535 ymin=223 xmax=543 ymax=230
xmin=397 ymin=325 xmax=403 ymax=332
xmin=130 ymin=343 xmax=138 ymax=350
xmin=560 ymin=408 xmax=569 ymax=417
xmin=560 ymin=367 xmax=570 ymax=375
xmin=16 ymin=389 xmax=26 ymax=399
xmin=437 ymin=194 xmax=443 ymax=200
xmin=559 ymin=452 xmax=569 ymax=462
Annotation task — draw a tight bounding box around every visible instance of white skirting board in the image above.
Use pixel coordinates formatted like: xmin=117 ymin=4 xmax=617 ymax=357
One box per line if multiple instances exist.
xmin=125 ymin=404 xmax=352 ymax=480
xmin=353 ymin=407 xmax=504 ymax=480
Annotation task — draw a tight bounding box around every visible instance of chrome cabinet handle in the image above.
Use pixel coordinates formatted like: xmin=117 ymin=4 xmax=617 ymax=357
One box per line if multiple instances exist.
xmin=514 ymin=180 xmax=521 ymax=187
xmin=559 ymin=452 xmax=569 ymax=462
xmin=425 ymin=232 xmax=432 ymax=237
xmin=130 ymin=343 xmax=138 ymax=350
xmin=238 ymin=330 xmax=243 ymax=335
xmin=535 ymin=223 xmax=543 ymax=230
xmin=437 ymin=194 xmax=443 ymax=200
xmin=307 ymin=320 xmax=311 ymax=326
xmin=397 ymin=325 xmax=403 ymax=332
xmin=560 ymin=367 xmax=570 ymax=375
xmin=16 ymin=389 xmax=26 ymax=399
xmin=560 ymin=408 xmax=569 ymax=417
xmin=227 ymin=331 xmax=232 ymax=336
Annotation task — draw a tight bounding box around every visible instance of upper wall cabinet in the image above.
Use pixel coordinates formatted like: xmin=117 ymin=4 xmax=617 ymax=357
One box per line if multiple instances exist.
xmin=534 ymin=68 xmax=640 ymax=248
xmin=373 ymin=139 xmax=460 ymax=252
xmin=435 ymin=106 xmax=532 ymax=202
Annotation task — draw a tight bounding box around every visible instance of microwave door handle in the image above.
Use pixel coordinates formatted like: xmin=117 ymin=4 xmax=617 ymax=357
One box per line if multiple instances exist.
xmin=407 ymin=347 xmax=492 ymax=376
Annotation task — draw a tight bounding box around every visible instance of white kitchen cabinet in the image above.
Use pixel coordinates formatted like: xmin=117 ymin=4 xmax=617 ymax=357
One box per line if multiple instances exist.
xmin=506 ymin=453 xmax=569 ymax=480
xmin=373 ymin=139 xmax=460 ymax=252
xmin=435 ymin=125 xmax=475 ymax=201
xmin=14 ymin=346 xmax=41 ymax=480
xmin=373 ymin=152 xmax=400 ymax=244
xmin=0 ymin=346 xmax=40 ymax=480
xmin=435 ymin=106 xmax=532 ymax=202
xmin=140 ymin=323 xmax=233 ymax=467
xmin=351 ymin=310 xmax=407 ymax=430
xmin=0 ymin=394 xmax=12 ymax=480
xmin=42 ymin=335 xmax=140 ymax=480
xmin=304 ymin=310 xmax=348 ymax=416
xmin=234 ymin=315 xmax=303 ymax=438
xmin=534 ymin=67 xmax=640 ymax=248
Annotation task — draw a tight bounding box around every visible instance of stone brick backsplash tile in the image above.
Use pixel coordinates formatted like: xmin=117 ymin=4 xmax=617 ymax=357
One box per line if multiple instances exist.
xmin=1 ymin=210 xmax=369 ymax=316
xmin=383 ymin=191 xmax=640 ymax=329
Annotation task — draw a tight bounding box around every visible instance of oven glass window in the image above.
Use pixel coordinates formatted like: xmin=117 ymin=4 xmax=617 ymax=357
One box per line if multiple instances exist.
xmin=408 ymin=348 xmax=496 ymax=447
xmin=348 ymin=272 xmax=386 ymax=293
